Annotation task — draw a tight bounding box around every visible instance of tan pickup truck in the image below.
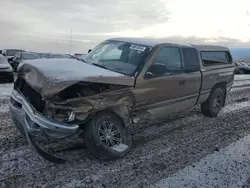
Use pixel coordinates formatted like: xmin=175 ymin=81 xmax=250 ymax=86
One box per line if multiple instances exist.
xmin=9 ymin=38 xmax=235 ymax=163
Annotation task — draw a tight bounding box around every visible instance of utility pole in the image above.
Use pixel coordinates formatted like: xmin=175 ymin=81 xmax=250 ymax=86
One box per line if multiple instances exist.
xmin=69 ymin=28 xmax=72 ymax=54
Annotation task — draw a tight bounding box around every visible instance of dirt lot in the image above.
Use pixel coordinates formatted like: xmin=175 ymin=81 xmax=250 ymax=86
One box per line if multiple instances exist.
xmin=1 ymin=76 xmax=250 ymax=188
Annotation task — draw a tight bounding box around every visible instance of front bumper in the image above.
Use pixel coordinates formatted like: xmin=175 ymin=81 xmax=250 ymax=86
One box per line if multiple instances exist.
xmin=9 ymin=90 xmax=79 ymax=163
xmin=0 ymin=71 xmax=13 ymax=81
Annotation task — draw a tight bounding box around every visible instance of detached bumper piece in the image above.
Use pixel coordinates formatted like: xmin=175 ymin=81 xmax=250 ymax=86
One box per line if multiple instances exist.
xmin=9 ymin=90 xmax=79 ymax=164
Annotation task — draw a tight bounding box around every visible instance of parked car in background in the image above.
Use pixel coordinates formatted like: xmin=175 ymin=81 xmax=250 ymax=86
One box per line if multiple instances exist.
xmin=0 ymin=54 xmax=14 ymax=83
xmin=9 ymin=38 xmax=235 ymax=163
xmin=235 ymin=61 xmax=250 ymax=74
xmin=38 ymin=53 xmax=46 ymax=58
xmin=12 ymin=52 xmax=40 ymax=72
xmin=1 ymin=49 xmax=25 ymax=63
xmin=44 ymin=53 xmax=71 ymax=59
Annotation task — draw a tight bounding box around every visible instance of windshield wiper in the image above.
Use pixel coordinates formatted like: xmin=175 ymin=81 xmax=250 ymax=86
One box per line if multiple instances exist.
xmin=80 ymin=58 xmax=87 ymax=63
xmin=92 ymin=63 xmax=108 ymax=70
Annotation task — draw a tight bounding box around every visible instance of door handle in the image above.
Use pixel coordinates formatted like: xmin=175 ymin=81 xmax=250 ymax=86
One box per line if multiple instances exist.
xmin=179 ymin=80 xmax=185 ymax=85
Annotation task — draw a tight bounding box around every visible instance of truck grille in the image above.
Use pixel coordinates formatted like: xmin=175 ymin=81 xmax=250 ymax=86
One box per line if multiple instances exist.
xmin=15 ymin=77 xmax=45 ymax=113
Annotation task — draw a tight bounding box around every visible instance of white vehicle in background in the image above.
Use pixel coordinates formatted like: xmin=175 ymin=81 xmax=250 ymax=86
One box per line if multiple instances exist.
xmin=0 ymin=54 xmax=14 ymax=83
xmin=1 ymin=49 xmax=25 ymax=65
xmin=44 ymin=53 xmax=71 ymax=59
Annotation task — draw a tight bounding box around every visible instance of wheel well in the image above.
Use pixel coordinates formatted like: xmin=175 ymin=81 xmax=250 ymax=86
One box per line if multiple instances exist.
xmin=212 ymin=82 xmax=227 ymax=106
xmin=79 ymin=105 xmax=131 ymax=130
xmin=89 ymin=107 xmax=131 ymax=127
xmin=108 ymin=106 xmax=131 ymax=127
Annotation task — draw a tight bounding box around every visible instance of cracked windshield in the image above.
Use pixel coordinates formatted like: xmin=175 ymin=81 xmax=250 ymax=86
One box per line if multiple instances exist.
xmin=0 ymin=0 xmax=250 ymax=188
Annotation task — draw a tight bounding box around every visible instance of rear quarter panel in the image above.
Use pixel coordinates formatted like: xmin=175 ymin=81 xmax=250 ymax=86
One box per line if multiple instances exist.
xmin=197 ymin=61 xmax=235 ymax=104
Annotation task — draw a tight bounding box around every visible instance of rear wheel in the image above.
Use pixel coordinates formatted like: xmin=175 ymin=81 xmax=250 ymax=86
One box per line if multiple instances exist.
xmin=201 ymin=87 xmax=225 ymax=117
xmin=84 ymin=112 xmax=132 ymax=160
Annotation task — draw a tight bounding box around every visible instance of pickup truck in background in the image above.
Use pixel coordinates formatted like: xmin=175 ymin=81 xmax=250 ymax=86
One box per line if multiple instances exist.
xmin=235 ymin=61 xmax=250 ymax=74
xmin=9 ymin=38 xmax=235 ymax=163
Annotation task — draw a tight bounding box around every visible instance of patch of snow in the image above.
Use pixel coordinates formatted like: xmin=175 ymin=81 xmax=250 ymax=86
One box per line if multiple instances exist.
xmin=221 ymin=100 xmax=250 ymax=114
xmin=234 ymin=74 xmax=250 ymax=80
xmin=233 ymin=80 xmax=250 ymax=87
xmin=152 ymin=134 xmax=250 ymax=188
xmin=233 ymin=75 xmax=250 ymax=88
xmin=111 ymin=144 xmax=128 ymax=152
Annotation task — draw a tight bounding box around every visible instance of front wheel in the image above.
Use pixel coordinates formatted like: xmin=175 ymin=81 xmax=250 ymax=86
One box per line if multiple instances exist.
xmin=201 ymin=87 xmax=225 ymax=117
xmin=84 ymin=112 xmax=132 ymax=160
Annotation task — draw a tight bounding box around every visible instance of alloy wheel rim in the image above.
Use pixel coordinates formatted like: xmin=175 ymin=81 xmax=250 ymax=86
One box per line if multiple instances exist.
xmin=212 ymin=92 xmax=222 ymax=111
xmin=98 ymin=121 xmax=121 ymax=147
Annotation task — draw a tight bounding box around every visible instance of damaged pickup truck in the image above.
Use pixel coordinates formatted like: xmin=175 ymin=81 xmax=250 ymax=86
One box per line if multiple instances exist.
xmin=9 ymin=38 xmax=235 ymax=163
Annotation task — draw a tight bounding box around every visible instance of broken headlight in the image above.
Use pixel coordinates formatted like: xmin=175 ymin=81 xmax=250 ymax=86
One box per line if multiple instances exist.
xmin=67 ymin=111 xmax=75 ymax=122
xmin=50 ymin=109 xmax=76 ymax=123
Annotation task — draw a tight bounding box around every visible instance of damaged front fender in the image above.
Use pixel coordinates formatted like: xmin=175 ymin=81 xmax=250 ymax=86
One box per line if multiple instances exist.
xmin=48 ymin=87 xmax=135 ymax=126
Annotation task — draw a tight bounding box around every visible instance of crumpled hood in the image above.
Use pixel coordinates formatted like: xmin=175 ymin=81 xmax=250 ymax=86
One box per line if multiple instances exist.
xmin=18 ymin=58 xmax=135 ymax=97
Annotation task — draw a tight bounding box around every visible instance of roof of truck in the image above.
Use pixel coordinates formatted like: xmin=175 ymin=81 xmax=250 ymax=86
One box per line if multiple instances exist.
xmin=191 ymin=44 xmax=229 ymax=51
xmin=109 ymin=37 xmax=193 ymax=47
xmin=108 ymin=37 xmax=229 ymax=51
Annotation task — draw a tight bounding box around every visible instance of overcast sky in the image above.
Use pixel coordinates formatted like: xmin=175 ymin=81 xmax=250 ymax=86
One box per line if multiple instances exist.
xmin=1 ymin=0 xmax=250 ymax=53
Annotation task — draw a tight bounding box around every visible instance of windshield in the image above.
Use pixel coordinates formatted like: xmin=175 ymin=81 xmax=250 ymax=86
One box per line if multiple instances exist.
xmin=22 ymin=53 xmax=40 ymax=60
xmin=84 ymin=40 xmax=151 ymax=76
xmin=0 ymin=55 xmax=9 ymax=64
xmin=7 ymin=50 xmax=22 ymax=56
xmin=48 ymin=54 xmax=70 ymax=59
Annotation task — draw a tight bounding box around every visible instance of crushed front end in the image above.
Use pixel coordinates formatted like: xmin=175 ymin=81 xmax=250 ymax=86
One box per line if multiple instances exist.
xmin=9 ymin=59 xmax=135 ymax=163
xmin=9 ymin=77 xmax=79 ymax=163
xmin=9 ymin=76 xmax=134 ymax=163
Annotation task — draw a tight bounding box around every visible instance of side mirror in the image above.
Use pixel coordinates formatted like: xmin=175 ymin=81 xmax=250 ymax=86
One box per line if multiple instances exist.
xmin=2 ymin=53 xmax=6 ymax=56
xmin=144 ymin=63 xmax=168 ymax=79
xmin=88 ymin=49 xmax=92 ymax=53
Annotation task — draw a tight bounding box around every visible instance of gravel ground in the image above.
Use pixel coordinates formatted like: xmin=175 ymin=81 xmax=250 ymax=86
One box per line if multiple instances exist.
xmin=1 ymin=75 xmax=250 ymax=188
xmin=153 ymin=134 xmax=250 ymax=188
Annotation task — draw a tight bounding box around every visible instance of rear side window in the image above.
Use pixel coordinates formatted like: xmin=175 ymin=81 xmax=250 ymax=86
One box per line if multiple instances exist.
xmin=201 ymin=51 xmax=232 ymax=66
xmin=182 ymin=47 xmax=200 ymax=72
xmin=154 ymin=47 xmax=182 ymax=71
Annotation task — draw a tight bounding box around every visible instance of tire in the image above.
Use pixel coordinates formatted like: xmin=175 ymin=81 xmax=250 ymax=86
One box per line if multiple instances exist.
xmin=201 ymin=87 xmax=225 ymax=117
xmin=84 ymin=111 xmax=132 ymax=160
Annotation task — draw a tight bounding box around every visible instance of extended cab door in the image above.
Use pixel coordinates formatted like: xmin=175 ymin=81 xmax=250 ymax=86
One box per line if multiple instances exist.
xmin=133 ymin=44 xmax=201 ymax=119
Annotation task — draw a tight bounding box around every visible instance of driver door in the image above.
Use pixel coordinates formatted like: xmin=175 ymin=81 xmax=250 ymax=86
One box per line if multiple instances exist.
xmin=133 ymin=45 xmax=198 ymax=118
